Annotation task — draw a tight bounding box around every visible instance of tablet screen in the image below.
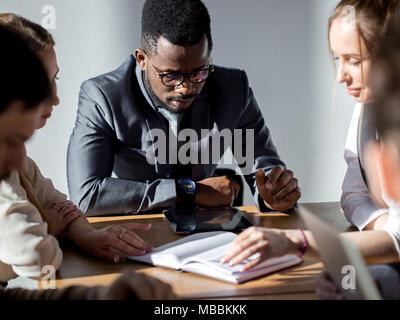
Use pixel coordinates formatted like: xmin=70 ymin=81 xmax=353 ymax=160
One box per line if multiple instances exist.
xmin=163 ymin=207 xmax=253 ymax=234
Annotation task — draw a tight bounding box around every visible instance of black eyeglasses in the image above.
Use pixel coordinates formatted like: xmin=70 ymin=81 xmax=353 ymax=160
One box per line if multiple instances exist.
xmin=142 ymin=50 xmax=214 ymax=87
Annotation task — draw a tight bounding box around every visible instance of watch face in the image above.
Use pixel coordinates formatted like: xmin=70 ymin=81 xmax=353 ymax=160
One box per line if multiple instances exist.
xmin=179 ymin=179 xmax=196 ymax=194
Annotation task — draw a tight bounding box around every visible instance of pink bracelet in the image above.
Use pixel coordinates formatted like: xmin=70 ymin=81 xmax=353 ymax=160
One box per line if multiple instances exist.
xmin=297 ymin=229 xmax=308 ymax=256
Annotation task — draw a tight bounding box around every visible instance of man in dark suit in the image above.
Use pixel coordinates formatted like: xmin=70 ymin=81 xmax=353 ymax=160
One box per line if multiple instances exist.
xmin=67 ymin=0 xmax=301 ymax=216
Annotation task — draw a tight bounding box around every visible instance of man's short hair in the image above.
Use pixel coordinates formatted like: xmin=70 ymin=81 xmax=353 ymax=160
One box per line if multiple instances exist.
xmin=0 ymin=24 xmax=50 ymax=113
xmin=141 ymin=0 xmax=213 ymax=55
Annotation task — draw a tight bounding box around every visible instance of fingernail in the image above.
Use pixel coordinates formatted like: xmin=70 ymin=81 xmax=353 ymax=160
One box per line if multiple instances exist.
xmin=113 ymin=256 xmax=119 ymax=264
xmin=228 ymin=261 xmax=235 ymax=267
xmin=267 ymin=183 xmax=272 ymax=189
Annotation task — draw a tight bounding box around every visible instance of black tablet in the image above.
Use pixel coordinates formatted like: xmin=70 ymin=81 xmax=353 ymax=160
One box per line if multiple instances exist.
xmin=163 ymin=207 xmax=253 ymax=234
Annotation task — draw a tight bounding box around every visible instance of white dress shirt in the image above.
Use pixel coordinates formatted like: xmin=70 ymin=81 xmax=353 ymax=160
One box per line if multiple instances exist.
xmin=383 ymin=201 xmax=400 ymax=257
xmin=341 ymin=103 xmax=388 ymax=230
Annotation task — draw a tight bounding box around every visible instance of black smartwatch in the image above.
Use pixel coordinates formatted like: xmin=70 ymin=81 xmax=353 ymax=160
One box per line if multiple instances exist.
xmin=176 ymin=178 xmax=197 ymax=206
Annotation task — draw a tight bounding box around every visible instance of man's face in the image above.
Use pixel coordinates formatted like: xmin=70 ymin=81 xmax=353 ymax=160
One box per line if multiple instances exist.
xmin=0 ymin=101 xmax=41 ymax=181
xmin=136 ymin=35 xmax=211 ymax=113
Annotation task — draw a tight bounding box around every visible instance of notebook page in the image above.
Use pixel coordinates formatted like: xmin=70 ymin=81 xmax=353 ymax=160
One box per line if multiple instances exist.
xmin=182 ymin=254 xmax=302 ymax=284
xmin=129 ymin=231 xmax=236 ymax=269
xmin=181 ymin=243 xmax=298 ymax=275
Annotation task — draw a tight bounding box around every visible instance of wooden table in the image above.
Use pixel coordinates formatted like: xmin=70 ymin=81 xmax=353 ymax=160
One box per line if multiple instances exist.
xmin=51 ymin=202 xmax=355 ymax=300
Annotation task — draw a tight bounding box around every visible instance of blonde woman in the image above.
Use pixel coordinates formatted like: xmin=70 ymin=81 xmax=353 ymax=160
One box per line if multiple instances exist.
xmin=0 ymin=14 xmax=154 ymax=284
xmin=332 ymin=0 xmax=400 ymax=231
xmin=221 ymin=0 xmax=400 ymax=299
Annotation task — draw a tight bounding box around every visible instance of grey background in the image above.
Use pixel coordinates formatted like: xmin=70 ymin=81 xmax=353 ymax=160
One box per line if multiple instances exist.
xmin=0 ymin=0 xmax=355 ymax=206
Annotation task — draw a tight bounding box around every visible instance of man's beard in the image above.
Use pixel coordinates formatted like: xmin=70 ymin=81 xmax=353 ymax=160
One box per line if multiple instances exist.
xmin=144 ymin=75 xmax=196 ymax=114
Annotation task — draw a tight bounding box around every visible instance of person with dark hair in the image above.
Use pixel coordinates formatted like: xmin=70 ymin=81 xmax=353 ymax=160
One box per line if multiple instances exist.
xmin=67 ymin=0 xmax=301 ymax=216
xmin=0 ymin=23 xmax=175 ymax=301
xmin=141 ymin=0 xmax=213 ymax=55
xmin=0 ymin=15 xmax=156 ymax=283
xmin=0 ymin=24 xmax=50 ymax=117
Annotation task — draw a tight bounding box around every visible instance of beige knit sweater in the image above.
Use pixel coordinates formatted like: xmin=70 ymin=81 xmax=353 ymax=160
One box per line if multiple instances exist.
xmin=0 ymin=156 xmax=66 ymax=282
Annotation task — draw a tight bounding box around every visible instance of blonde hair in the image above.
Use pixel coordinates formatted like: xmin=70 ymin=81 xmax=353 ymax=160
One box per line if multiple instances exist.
xmin=0 ymin=13 xmax=55 ymax=53
xmin=328 ymin=0 xmax=400 ymax=102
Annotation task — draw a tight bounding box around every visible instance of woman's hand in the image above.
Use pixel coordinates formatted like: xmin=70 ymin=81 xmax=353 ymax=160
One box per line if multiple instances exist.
xmin=220 ymin=227 xmax=300 ymax=271
xmin=315 ymin=270 xmax=344 ymax=300
xmin=42 ymin=200 xmax=82 ymax=238
xmin=76 ymin=222 xmax=154 ymax=263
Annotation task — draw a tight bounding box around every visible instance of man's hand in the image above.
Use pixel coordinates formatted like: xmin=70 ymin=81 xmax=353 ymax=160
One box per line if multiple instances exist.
xmin=43 ymin=200 xmax=82 ymax=238
xmin=256 ymin=167 xmax=301 ymax=212
xmin=91 ymin=270 xmax=177 ymax=300
xmin=194 ymin=176 xmax=240 ymax=207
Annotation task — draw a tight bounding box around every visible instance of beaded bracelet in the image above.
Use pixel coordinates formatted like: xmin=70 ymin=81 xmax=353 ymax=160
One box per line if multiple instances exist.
xmin=297 ymin=229 xmax=308 ymax=256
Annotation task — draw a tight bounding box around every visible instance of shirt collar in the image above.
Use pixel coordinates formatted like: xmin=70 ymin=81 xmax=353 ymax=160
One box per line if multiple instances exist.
xmin=135 ymin=61 xmax=184 ymax=133
xmin=135 ymin=62 xmax=156 ymax=110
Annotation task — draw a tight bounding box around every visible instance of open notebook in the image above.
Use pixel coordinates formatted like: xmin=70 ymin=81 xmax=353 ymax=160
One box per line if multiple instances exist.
xmin=129 ymin=231 xmax=302 ymax=284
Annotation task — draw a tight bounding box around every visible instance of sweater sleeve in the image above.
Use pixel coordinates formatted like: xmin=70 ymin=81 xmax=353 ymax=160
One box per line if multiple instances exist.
xmin=0 ymin=174 xmax=62 ymax=281
xmin=340 ymin=103 xmax=388 ymax=230
xmin=341 ymin=150 xmax=388 ymax=230
xmin=2 ymin=285 xmax=91 ymax=300
xmin=23 ymin=156 xmax=67 ymax=207
xmin=383 ymin=206 xmax=400 ymax=258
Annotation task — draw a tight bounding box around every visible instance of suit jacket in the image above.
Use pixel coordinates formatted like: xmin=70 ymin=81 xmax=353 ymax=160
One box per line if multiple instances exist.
xmin=67 ymin=55 xmax=285 ymax=216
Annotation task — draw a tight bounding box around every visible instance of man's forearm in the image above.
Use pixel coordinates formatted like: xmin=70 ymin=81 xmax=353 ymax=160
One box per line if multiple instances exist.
xmin=71 ymin=177 xmax=177 ymax=216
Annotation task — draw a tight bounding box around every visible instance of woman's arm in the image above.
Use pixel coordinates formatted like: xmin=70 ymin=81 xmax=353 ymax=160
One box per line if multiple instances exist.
xmin=22 ymin=156 xmax=81 ymax=237
xmin=222 ymin=227 xmax=399 ymax=271
xmin=0 ymin=195 xmax=62 ymax=280
xmin=64 ymin=214 xmax=154 ymax=263
xmin=341 ymin=153 xmax=389 ymax=230
xmin=220 ymin=227 xmax=319 ymax=271
xmin=341 ymin=104 xmax=389 ymax=230
xmin=342 ymin=230 xmax=398 ymax=264
xmin=23 ymin=156 xmax=154 ymax=263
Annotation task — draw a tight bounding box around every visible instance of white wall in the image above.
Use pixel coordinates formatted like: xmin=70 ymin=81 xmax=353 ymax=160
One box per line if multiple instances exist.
xmin=0 ymin=0 xmax=355 ymax=205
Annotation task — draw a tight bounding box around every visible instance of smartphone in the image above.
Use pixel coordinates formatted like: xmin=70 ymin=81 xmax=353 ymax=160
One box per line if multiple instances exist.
xmin=163 ymin=207 xmax=253 ymax=234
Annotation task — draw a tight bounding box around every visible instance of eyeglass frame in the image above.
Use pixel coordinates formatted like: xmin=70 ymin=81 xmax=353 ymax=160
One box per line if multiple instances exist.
xmin=141 ymin=49 xmax=214 ymax=87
